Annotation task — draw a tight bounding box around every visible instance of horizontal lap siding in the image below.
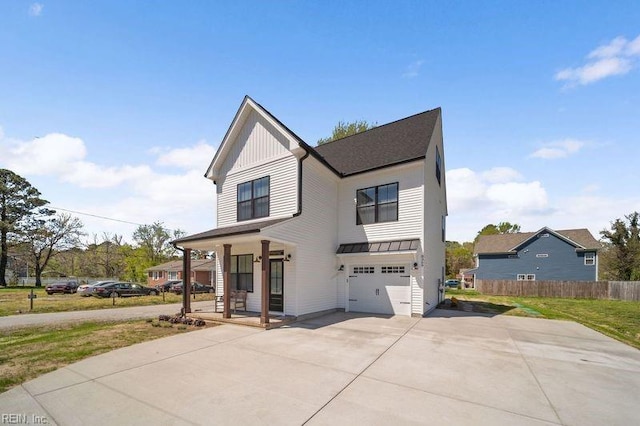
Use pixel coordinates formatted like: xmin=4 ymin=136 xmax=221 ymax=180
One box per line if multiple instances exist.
xmin=217 ymin=155 xmax=298 ymax=226
xmin=338 ymin=163 xmax=425 ymax=243
xmin=264 ymin=158 xmax=339 ymax=316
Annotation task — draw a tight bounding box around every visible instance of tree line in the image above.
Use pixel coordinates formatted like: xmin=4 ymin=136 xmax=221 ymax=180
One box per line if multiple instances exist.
xmin=447 ymin=217 xmax=640 ymax=281
xmin=0 ymin=169 xmax=188 ymax=287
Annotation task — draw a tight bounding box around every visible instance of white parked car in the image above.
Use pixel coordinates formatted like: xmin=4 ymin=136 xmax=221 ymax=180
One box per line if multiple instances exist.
xmin=77 ymin=281 xmax=115 ymax=296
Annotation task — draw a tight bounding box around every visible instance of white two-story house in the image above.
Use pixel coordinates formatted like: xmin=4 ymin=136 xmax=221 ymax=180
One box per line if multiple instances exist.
xmin=173 ymin=96 xmax=447 ymax=323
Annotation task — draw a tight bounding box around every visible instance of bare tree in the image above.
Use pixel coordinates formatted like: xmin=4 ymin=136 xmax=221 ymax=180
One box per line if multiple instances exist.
xmin=18 ymin=212 xmax=85 ymax=286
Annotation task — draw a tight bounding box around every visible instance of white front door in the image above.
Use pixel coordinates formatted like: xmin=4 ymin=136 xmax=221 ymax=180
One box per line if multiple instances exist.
xmin=348 ymin=264 xmax=411 ymax=315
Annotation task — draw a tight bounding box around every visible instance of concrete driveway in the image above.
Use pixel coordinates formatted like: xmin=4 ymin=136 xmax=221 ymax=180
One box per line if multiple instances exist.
xmin=1 ymin=309 xmax=638 ymax=425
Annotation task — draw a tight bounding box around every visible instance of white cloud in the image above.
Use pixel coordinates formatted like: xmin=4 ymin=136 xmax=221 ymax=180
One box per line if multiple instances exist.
xmin=555 ymin=34 xmax=640 ymax=87
xmin=530 ymin=139 xmax=585 ymax=159
xmin=154 ymin=140 xmax=216 ymax=171
xmin=29 ymin=3 xmax=43 ymax=17
xmin=402 ymin=60 xmax=424 ymax=78
xmin=446 ymin=167 xmax=553 ymax=242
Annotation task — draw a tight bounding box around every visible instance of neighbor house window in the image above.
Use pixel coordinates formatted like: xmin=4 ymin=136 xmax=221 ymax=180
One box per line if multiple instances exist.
xmin=585 ymin=252 xmax=595 ymax=265
xmin=353 ymin=266 xmax=375 ymax=274
xmin=237 ymin=176 xmax=270 ymax=221
xmin=231 ymin=254 xmax=253 ymax=292
xmin=517 ymin=274 xmax=536 ymax=281
xmin=152 ymin=271 xmax=160 ymax=280
xmin=356 ymin=183 xmax=398 ymax=225
xmin=168 ymin=271 xmax=178 ymax=280
xmin=435 ymin=146 xmax=442 ymax=185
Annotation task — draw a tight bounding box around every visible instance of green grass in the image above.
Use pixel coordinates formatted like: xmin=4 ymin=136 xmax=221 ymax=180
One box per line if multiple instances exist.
xmin=0 ymin=287 xmax=215 ymax=317
xmin=0 ymin=320 xmax=215 ymax=393
xmin=445 ymin=289 xmax=640 ymax=349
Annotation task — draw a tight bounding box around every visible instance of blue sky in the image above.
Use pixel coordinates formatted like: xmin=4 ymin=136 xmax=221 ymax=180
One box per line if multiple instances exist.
xmin=1 ymin=1 xmax=639 ymax=242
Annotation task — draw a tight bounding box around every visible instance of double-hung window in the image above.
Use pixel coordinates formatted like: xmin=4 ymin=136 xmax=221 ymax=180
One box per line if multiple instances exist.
xmin=584 ymin=252 xmax=595 ymax=266
xmin=237 ymin=176 xmax=270 ymax=221
xmin=231 ymin=254 xmax=253 ymax=292
xmin=356 ymin=183 xmax=398 ymax=225
xmin=435 ymin=146 xmax=442 ymax=185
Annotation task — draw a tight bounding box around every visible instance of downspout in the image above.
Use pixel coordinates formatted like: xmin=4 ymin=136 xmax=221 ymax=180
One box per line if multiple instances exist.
xmin=292 ymin=150 xmax=310 ymax=217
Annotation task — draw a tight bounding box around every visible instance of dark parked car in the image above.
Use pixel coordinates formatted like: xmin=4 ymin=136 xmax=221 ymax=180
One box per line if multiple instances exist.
xmin=170 ymin=281 xmax=215 ymax=295
xmin=46 ymin=280 xmax=79 ymax=295
xmin=154 ymin=280 xmax=181 ymax=292
xmin=91 ymin=282 xmax=159 ymax=298
xmin=444 ymin=279 xmax=460 ymax=288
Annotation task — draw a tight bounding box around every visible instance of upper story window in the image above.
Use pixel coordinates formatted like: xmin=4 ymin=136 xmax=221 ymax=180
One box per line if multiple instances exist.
xmin=584 ymin=252 xmax=595 ymax=265
xmin=356 ymin=183 xmax=398 ymax=225
xmin=435 ymin=146 xmax=442 ymax=186
xmin=237 ymin=176 xmax=270 ymax=221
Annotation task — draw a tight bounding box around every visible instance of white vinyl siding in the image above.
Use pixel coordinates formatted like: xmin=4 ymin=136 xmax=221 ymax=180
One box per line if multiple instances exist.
xmin=338 ymin=162 xmax=425 ymax=242
xmin=263 ymin=157 xmax=339 ymax=316
xmin=220 ymin=109 xmax=293 ymax=175
xmin=217 ymin=155 xmax=298 ymax=226
xmin=422 ymin=113 xmax=447 ymax=315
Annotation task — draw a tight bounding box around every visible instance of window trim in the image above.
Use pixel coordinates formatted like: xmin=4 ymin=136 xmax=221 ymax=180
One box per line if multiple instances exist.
xmin=237 ymin=176 xmax=270 ymax=222
xmin=584 ymin=252 xmax=595 ymax=266
xmin=231 ymin=254 xmax=254 ymax=292
xmin=356 ymin=182 xmax=399 ymax=225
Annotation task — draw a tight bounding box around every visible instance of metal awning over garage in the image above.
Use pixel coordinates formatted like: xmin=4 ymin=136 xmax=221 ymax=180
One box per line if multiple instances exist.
xmin=336 ymin=239 xmax=420 ymax=254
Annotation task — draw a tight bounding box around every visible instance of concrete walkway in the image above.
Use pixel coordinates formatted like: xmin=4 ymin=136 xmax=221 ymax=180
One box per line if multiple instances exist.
xmin=0 ymin=301 xmax=213 ymax=329
xmin=1 ymin=310 xmax=639 ymax=425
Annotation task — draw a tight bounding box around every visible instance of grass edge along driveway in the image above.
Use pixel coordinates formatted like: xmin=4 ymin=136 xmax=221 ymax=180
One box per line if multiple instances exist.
xmin=446 ymin=289 xmax=640 ymax=350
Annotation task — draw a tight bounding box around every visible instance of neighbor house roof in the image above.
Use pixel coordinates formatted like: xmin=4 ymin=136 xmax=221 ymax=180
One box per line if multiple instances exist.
xmin=172 ymin=217 xmax=292 ymax=245
xmin=146 ymin=259 xmax=216 ymax=272
xmin=474 ymin=228 xmax=601 ymax=255
xmin=313 ymin=108 xmax=441 ymax=177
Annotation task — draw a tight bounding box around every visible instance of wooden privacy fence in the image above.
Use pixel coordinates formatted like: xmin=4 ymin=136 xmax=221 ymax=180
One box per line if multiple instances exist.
xmin=476 ymin=280 xmax=640 ymax=301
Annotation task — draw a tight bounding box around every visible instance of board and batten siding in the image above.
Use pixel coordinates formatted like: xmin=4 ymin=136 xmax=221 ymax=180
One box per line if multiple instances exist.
xmin=219 ymin=109 xmax=295 ymax=175
xmin=337 ymin=162 xmax=425 ymax=243
xmin=422 ymin=113 xmax=447 ymax=314
xmin=216 ymin=154 xmax=298 ymax=227
xmin=263 ymin=157 xmax=340 ymax=316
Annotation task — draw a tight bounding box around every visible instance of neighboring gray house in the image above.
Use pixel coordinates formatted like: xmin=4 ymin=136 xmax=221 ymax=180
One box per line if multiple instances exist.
xmin=471 ymin=227 xmax=600 ymax=282
xmin=173 ymin=96 xmax=447 ymax=321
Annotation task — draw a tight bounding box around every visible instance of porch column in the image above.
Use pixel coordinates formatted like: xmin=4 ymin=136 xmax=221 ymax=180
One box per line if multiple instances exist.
xmin=223 ymin=244 xmax=231 ymax=319
xmin=261 ymin=240 xmax=270 ymax=325
xmin=182 ymin=249 xmax=192 ymax=314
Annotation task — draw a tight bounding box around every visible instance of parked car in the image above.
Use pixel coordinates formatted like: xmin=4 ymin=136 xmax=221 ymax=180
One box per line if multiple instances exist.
xmin=91 ymin=282 xmax=159 ymax=298
xmin=154 ymin=280 xmax=181 ymax=292
xmin=45 ymin=280 xmax=79 ymax=295
xmin=77 ymin=280 xmax=115 ymax=296
xmin=444 ymin=279 xmax=460 ymax=288
xmin=170 ymin=281 xmax=215 ymax=295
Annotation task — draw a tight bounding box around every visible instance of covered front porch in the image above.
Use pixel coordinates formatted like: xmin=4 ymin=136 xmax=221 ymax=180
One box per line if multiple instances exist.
xmin=172 ymin=218 xmax=296 ymax=326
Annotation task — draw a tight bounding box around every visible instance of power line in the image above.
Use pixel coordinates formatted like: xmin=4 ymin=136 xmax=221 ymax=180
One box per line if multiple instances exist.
xmin=49 ymin=206 xmax=180 ymax=233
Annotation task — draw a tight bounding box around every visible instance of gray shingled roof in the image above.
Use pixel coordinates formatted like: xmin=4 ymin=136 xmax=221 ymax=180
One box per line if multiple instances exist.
xmin=314 ymin=108 xmax=441 ymax=177
xmin=172 ymin=217 xmax=292 ymax=244
xmin=474 ymin=228 xmax=601 ymax=254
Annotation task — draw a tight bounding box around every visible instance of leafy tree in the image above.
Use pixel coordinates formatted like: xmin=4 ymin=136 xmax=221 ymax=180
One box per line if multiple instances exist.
xmin=474 ymin=222 xmax=521 ymax=243
xmin=600 ymin=212 xmax=640 ymax=280
xmin=317 ymin=120 xmax=376 ymax=145
xmin=17 ymin=212 xmax=85 ymax=286
xmin=132 ymin=222 xmax=185 ymax=265
xmin=446 ymin=241 xmax=475 ymax=278
xmin=0 ymin=169 xmax=49 ymax=286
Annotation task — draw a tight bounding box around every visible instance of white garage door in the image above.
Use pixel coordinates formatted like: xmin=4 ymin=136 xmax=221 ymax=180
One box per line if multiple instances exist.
xmin=348 ymin=264 xmax=411 ymax=315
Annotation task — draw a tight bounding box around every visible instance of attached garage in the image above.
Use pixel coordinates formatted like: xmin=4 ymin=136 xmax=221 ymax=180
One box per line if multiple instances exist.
xmin=348 ymin=264 xmax=411 ymax=316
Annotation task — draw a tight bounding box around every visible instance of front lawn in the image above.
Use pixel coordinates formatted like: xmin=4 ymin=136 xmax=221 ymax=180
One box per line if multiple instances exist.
xmin=0 ymin=287 xmax=215 ymax=317
xmin=0 ymin=319 xmax=216 ymax=393
xmin=445 ymin=289 xmax=640 ymax=349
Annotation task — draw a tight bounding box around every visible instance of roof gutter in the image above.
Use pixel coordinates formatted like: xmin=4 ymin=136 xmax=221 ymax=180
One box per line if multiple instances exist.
xmin=293 ymin=150 xmax=310 ymax=217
